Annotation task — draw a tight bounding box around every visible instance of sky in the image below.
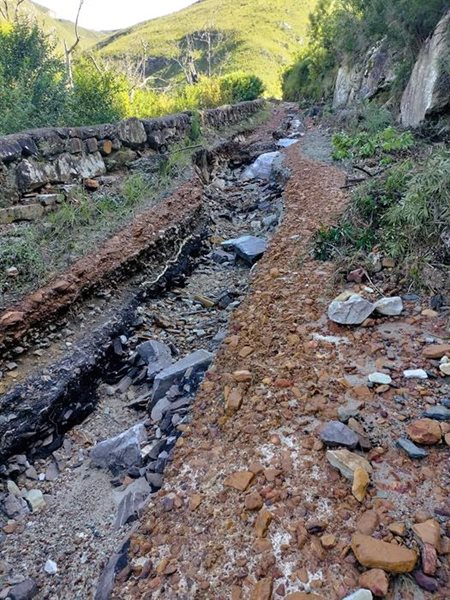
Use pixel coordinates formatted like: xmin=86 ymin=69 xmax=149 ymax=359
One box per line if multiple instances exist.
xmin=36 ymin=0 xmax=198 ymax=31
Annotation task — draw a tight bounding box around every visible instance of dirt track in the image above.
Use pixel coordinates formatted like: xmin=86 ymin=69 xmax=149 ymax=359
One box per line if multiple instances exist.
xmin=112 ymin=132 xmax=450 ymax=599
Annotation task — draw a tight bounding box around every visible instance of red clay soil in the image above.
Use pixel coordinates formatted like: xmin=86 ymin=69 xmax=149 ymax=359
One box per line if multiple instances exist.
xmin=0 ymin=181 xmax=203 ymax=347
xmin=112 ymin=143 xmax=450 ymax=599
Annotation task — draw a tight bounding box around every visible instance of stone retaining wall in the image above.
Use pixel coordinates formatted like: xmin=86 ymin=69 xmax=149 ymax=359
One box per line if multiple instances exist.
xmin=0 ymin=100 xmax=264 ymax=221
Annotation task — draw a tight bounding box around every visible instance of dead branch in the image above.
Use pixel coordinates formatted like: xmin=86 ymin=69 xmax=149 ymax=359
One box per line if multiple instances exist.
xmin=64 ymin=0 xmax=85 ymax=87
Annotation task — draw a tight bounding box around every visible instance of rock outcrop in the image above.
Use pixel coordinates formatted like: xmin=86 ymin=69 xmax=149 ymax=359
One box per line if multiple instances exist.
xmin=401 ymin=10 xmax=450 ymax=127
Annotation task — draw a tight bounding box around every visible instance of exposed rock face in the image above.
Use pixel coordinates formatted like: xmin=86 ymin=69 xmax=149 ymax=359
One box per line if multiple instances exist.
xmin=333 ymin=40 xmax=395 ymax=109
xmin=401 ymin=10 xmax=450 ymax=127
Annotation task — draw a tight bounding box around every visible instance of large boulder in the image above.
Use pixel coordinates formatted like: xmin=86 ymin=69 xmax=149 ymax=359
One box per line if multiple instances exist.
xmin=401 ymin=10 xmax=450 ymax=127
xmin=328 ymin=292 xmax=375 ymax=325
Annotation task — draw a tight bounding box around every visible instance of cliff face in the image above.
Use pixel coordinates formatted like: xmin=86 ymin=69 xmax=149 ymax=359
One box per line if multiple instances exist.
xmin=400 ymin=10 xmax=450 ymax=127
xmin=333 ymin=10 xmax=450 ymax=127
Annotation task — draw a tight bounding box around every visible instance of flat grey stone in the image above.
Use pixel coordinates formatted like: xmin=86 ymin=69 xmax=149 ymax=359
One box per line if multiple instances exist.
xmin=319 ymin=421 xmax=359 ymax=449
xmin=3 ymin=493 xmax=29 ymax=519
xmin=114 ymin=478 xmax=151 ymax=529
xmin=8 ymin=579 xmax=38 ymax=600
xmin=423 ymin=405 xmax=450 ymax=421
xmin=338 ymin=401 xmax=362 ymax=422
xmin=397 ymin=438 xmax=428 ymax=459
xmin=136 ymin=340 xmax=172 ymax=379
xmin=90 ymin=424 xmax=146 ymax=475
xmin=328 ymin=293 xmax=375 ymax=325
xmin=152 ymin=349 xmax=213 ymax=402
xmin=221 ymin=235 xmax=268 ymax=265
xmin=150 ymin=397 xmax=171 ymax=422
xmin=374 ymin=296 xmax=404 ymax=316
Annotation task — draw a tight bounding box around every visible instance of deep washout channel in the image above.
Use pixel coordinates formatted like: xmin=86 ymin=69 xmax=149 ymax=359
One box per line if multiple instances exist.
xmin=0 ymin=109 xmax=303 ymax=600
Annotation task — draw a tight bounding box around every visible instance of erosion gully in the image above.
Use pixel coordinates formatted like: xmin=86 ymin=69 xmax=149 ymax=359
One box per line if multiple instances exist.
xmin=0 ymin=107 xmax=301 ymax=599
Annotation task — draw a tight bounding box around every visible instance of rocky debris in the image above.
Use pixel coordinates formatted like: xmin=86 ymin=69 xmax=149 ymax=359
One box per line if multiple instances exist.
xmin=374 ymin=296 xmax=403 ymax=316
xmin=440 ymin=359 xmax=450 ymax=375
xmin=368 ymin=372 xmax=392 ymax=385
xmin=224 ymin=470 xmax=255 ymax=492
xmin=135 ymin=340 xmax=172 ymax=379
xmin=351 ymin=533 xmax=418 ymax=573
xmin=222 ymin=235 xmax=268 ymax=265
xmin=406 ymin=419 xmax=442 ymax=445
xmin=352 ymin=466 xmax=370 ymax=502
xmin=423 ymin=344 xmax=450 ymax=359
xmin=6 ymin=579 xmax=38 ymax=600
xmin=343 ymin=591 xmax=373 ymax=600
xmin=326 ymin=449 xmax=372 ymax=480
xmin=90 ymin=424 xmax=147 ymax=475
xmin=242 ymin=151 xmax=281 ymax=180
xmin=151 ymin=349 xmax=213 ymax=402
xmin=319 ymin=420 xmax=359 ymax=448
xmin=328 ymin=292 xmax=374 ymax=325
xmin=114 ymin=478 xmax=151 ymax=529
xmin=423 ymin=405 xmax=450 ymax=421
xmin=43 ymin=560 xmax=57 ymax=575
xmin=412 ymin=519 xmax=441 ymax=549
xmin=396 ymin=438 xmax=428 ymax=459
xmin=403 ymin=369 xmax=428 ymax=379
xmin=413 ymin=570 xmax=439 ymax=592
xmin=24 ymin=489 xmax=45 ymax=513
xmin=359 ymin=569 xmax=389 ymax=597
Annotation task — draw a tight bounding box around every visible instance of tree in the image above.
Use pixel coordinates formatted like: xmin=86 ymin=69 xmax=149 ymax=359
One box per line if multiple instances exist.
xmin=64 ymin=0 xmax=85 ymax=87
xmin=0 ymin=0 xmax=25 ymax=22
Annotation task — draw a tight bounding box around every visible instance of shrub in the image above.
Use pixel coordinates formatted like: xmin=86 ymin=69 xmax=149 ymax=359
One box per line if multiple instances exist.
xmin=0 ymin=19 xmax=67 ymax=134
xmin=331 ymin=127 xmax=415 ymax=160
xmin=219 ymin=72 xmax=265 ymax=102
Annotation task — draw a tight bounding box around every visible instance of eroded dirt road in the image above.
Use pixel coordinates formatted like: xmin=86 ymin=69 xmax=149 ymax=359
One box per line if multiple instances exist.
xmin=1 ymin=106 xmax=449 ymax=600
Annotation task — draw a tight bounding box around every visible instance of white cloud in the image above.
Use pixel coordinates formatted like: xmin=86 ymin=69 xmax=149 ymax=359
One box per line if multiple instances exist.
xmin=35 ymin=0 xmax=198 ymax=31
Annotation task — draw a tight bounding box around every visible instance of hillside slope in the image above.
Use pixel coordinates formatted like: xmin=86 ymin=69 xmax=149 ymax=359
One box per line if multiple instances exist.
xmin=97 ymin=0 xmax=317 ymax=96
xmin=0 ymin=0 xmax=104 ymax=50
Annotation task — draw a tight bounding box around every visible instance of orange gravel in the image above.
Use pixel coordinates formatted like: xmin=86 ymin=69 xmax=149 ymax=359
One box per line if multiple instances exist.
xmin=112 ymin=139 xmax=450 ymax=599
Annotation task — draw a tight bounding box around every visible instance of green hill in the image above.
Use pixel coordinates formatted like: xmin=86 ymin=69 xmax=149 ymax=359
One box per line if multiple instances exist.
xmin=0 ymin=1 xmax=104 ymax=51
xmin=97 ymin=0 xmax=317 ymax=97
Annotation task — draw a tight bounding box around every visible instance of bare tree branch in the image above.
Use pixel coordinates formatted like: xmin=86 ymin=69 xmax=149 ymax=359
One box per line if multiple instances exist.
xmin=65 ymin=0 xmax=85 ymax=87
xmin=14 ymin=0 xmax=24 ymax=20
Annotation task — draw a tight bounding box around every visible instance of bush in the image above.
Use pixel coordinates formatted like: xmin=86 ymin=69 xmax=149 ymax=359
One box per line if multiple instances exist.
xmin=331 ymin=126 xmax=415 ymax=160
xmin=219 ymin=72 xmax=265 ymax=102
xmin=0 ymin=20 xmax=67 ymax=134
xmin=69 ymin=58 xmax=131 ymax=125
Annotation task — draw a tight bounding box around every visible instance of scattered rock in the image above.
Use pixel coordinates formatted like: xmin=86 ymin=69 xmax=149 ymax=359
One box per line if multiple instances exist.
xmin=423 ymin=344 xmax=450 ymax=359
xmin=406 ymin=419 xmax=442 ymax=445
xmin=326 ymin=449 xmax=372 ymax=480
xmin=351 ymin=533 xmax=418 ymax=573
xmin=413 ymin=570 xmax=439 ymax=592
xmin=7 ymin=579 xmax=38 ymax=600
xmin=374 ymin=296 xmax=403 ymax=316
xmin=90 ymin=423 xmax=147 ymax=475
xmin=422 ymin=405 xmax=450 ymax=421
xmin=422 ymin=543 xmax=438 ymax=576
xmin=403 ymin=369 xmax=428 ymax=379
xmin=254 ymin=508 xmax=273 ymax=537
xmin=251 ymin=576 xmax=273 ymax=600
xmin=243 ymin=151 xmax=281 ymax=180
xmin=368 ymin=372 xmax=392 ymax=385
xmin=136 ymin=340 xmax=172 ymax=379
xmin=114 ymin=478 xmax=151 ymax=529
xmin=352 ymin=466 xmax=370 ymax=502
xmin=342 ymin=591 xmax=373 ymax=600
xmin=328 ymin=293 xmax=375 ymax=326
xmin=222 ymin=235 xmax=268 ymax=265
xmin=224 ymin=470 xmax=255 ymax=492
xmin=152 ymin=349 xmax=213 ymax=401
xmin=412 ymin=519 xmax=441 ymax=548
xmin=359 ymin=569 xmax=389 ymax=597
xmin=24 ymin=489 xmax=45 ymax=513
xmin=440 ymin=362 xmax=450 ymax=376
xmin=44 ymin=560 xmax=58 ymax=575
xmin=319 ymin=420 xmax=359 ymax=449
xmin=396 ymin=438 xmax=428 ymax=459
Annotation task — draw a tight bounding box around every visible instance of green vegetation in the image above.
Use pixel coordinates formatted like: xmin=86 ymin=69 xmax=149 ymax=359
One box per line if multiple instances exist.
xmin=313 ymin=109 xmax=450 ymax=289
xmin=331 ymin=127 xmax=415 ymax=161
xmin=0 ymin=18 xmax=265 ymax=134
xmin=97 ymin=0 xmax=318 ymax=97
xmin=282 ymin=0 xmax=450 ymax=101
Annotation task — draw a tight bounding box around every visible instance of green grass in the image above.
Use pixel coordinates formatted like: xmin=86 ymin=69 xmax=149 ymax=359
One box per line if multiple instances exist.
xmin=96 ymin=0 xmax=317 ymax=97
xmin=1 ymin=0 xmax=105 ymax=51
